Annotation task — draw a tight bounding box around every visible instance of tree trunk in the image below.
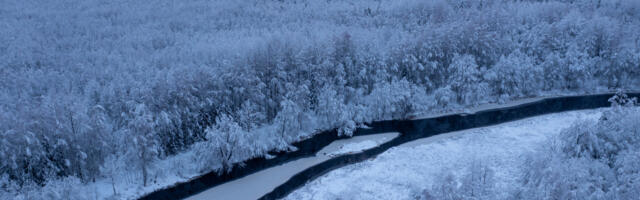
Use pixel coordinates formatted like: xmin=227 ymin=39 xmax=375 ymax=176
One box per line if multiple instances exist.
xmin=141 ymin=145 xmax=148 ymax=187
xmin=111 ymin=175 xmax=117 ymax=195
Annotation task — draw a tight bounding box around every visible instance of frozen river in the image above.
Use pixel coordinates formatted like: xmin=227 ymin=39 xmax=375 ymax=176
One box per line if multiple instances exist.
xmin=186 ymin=132 xmax=399 ymax=200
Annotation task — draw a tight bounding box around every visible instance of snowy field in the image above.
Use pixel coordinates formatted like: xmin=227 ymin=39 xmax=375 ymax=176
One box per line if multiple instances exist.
xmin=286 ymin=109 xmax=603 ymax=200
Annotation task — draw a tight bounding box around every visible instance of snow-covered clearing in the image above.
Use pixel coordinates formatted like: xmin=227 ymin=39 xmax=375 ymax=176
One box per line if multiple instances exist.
xmin=285 ymin=109 xmax=603 ymax=200
xmin=187 ymin=132 xmax=398 ymax=200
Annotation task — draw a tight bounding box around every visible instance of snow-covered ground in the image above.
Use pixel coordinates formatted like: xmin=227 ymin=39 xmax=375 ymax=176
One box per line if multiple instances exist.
xmin=285 ymin=109 xmax=604 ymax=200
xmin=323 ymin=133 xmax=397 ymax=157
xmin=187 ymin=132 xmax=398 ymax=200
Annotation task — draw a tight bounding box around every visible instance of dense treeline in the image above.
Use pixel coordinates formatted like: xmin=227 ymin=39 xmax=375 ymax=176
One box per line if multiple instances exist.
xmin=1 ymin=0 xmax=639 ymax=198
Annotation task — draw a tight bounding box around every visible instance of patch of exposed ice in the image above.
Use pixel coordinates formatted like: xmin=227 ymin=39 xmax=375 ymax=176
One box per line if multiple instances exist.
xmin=322 ymin=133 xmax=397 ymax=157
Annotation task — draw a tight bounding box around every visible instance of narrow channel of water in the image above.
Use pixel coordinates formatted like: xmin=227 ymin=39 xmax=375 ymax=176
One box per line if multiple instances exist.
xmin=186 ymin=132 xmax=399 ymax=200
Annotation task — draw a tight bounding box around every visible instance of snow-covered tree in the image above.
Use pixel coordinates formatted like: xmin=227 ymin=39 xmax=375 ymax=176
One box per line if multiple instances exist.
xmin=421 ymin=161 xmax=496 ymax=200
xmin=433 ymin=86 xmax=456 ymax=108
xmin=195 ymin=114 xmax=253 ymax=173
xmin=448 ymin=54 xmax=489 ymax=105
xmin=367 ymin=78 xmax=435 ymax=120
xmin=99 ymin=155 xmax=125 ymax=197
xmin=614 ymin=149 xmax=640 ymax=199
xmin=486 ymin=50 xmax=542 ymax=98
xmin=126 ymin=104 xmax=158 ymax=187
xmin=459 ymin=161 xmax=495 ymax=199
xmin=274 ymin=99 xmax=306 ymax=149
xmin=316 ymin=86 xmax=349 ymax=131
xmin=234 ymin=100 xmax=266 ymax=131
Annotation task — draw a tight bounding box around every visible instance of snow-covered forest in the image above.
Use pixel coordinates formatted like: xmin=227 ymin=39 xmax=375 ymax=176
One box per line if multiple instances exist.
xmin=1 ymin=0 xmax=639 ymax=199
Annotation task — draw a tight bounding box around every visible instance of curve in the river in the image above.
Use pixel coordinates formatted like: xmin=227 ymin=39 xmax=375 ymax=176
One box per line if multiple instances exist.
xmin=186 ymin=133 xmax=398 ymax=200
xmin=140 ymin=92 xmax=640 ymax=200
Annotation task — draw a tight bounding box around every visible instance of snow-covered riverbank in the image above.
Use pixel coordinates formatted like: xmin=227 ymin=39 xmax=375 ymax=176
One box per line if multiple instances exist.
xmin=187 ymin=132 xmax=398 ymax=200
xmin=285 ymin=109 xmax=603 ymax=200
